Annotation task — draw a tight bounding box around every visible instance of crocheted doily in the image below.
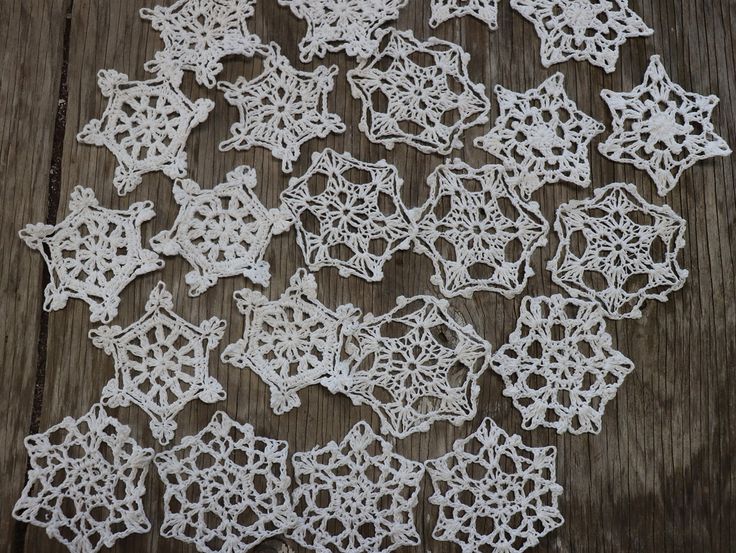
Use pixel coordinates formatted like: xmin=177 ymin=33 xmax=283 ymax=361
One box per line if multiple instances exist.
xmin=77 ymin=69 xmax=214 ymax=195
xmin=18 ymin=186 xmax=163 ymax=324
xmin=278 ymin=0 xmax=408 ymax=62
xmin=430 ymin=0 xmax=499 ymax=30
xmin=150 ymin=166 xmax=292 ymax=296
xmin=155 ymin=411 xmax=296 ymax=553
xmin=221 ymin=269 xmax=361 ymax=415
xmin=347 ymin=28 xmax=490 ymax=154
xmin=326 ymin=295 xmax=492 ymax=438
xmin=218 ymin=43 xmax=345 ymax=173
xmin=474 ymin=73 xmax=605 ymax=196
xmin=280 ymin=149 xmax=417 ymax=282
xmin=88 ymin=281 xmax=226 ymax=445
xmin=13 ymin=404 xmax=154 ymax=553
xmin=493 ymin=294 xmax=634 ymax=434
xmin=425 ymin=417 xmax=564 ymax=553
xmin=290 ymin=421 xmax=425 ymax=553
xmin=599 ymin=55 xmax=732 ymax=196
xmin=548 ymin=182 xmax=688 ymax=319
xmin=510 ymin=0 xmax=653 ymax=73
xmin=414 ymin=162 xmax=549 ymax=299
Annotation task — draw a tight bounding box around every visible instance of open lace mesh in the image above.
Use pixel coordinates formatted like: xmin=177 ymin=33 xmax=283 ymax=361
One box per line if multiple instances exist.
xmin=430 ymin=0 xmax=500 ymax=30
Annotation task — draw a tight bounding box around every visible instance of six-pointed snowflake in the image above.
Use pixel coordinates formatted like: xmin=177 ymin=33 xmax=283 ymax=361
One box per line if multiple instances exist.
xmin=77 ymin=69 xmax=214 ymax=195
xmin=88 ymin=281 xmax=227 ymax=445
xmin=150 ymin=166 xmax=292 ymax=296
xmin=19 ymin=186 xmax=163 ymax=324
xmin=494 ymin=294 xmax=634 ymax=434
xmin=425 ymin=417 xmax=564 ymax=553
xmin=548 ymin=182 xmax=688 ymax=319
xmin=430 ymin=0 xmax=500 ymax=30
xmin=290 ymin=421 xmax=425 ymax=553
xmin=347 ymin=28 xmax=490 ymax=154
xmin=13 ymin=404 xmax=154 ymax=553
xmin=474 ymin=73 xmax=605 ymax=195
xmin=510 ymin=0 xmax=653 ymax=73
xmin=155 ymin=411 xmax=296 ymax=553
xmin=599 ymin=55 xmax=732 ymax=196
xmin=218 ymin=43 xmax=346 ymax=173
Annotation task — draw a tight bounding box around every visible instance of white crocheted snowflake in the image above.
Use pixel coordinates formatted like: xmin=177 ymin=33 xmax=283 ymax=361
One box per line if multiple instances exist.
xmin=510 ymin=0 xmax=653 ymax=73
xmin=278 ymin=0 xmax=408 ymax=62
xmin=430 ymin=0 xmax=499 ymax=29
xmin=141 ymin=0 xmax=263 ymax=88
xmin=599 ymin=55 xmax=732 ymax=196
xmin=414 ymin=162 xmax=549 ymax=299
xmin=218 ymin=43 xmax=345 ymax=173
xmin=326 ymin=295 xmax=492 ymax=438
xmin=347 ymin=28 xmax=490 ymax=154
xmin=474 ymin=73 xmax=605 ymax=195
xmin=155 ymin=411 xmax=296 ymax=553
xmin=548 ymin=182 xmax=688 ymax=319
xmin=18 ymin=186 xmax=163 ymax=324
xmin=281 ymin=149 xmax=416 ymax=282
xmin=150 ymin=166 xmax=292 ymax=296
xmin=13 ymin=404 xmax=154 ymax=553
xmin=77 ymin=70 xmax=214 ymax=195
xmin=88 ymin=281 xmax=226 ymax=445
xmin=494 ymin=294 xmax=634 ymax=434
xmin=221 ymin=269 xmax=361 ymax=415
xmin=290 ymin=421 xmax=425 ymax=553
xmin=425 ymin=417 xmax=564 ymax=553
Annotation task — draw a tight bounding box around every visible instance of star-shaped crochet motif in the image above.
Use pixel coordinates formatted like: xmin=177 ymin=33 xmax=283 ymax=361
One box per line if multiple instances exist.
xmin=218 ymin=43 xmax=345 ymax=173
xmin=13 ymin=404 xmax=154 ymax=553
xmin=415 ymin=161 xmax=549 ymax=299
xmin=281 ymin=149 xmax=417 ymax=282
xmin=425 ymin=418 xmax=564 ymax=553
xmin=77 ymin=69 xmax=214 ymax=195
xmin=548 ymin=182 xmax=688 ymax=319
xmin=474 ymin=73 xmax=605 ymax=196
xmin=18 ymin=186 xmax=163 ymax=324
xmin=493 ymin=294 xmax=634 ymax=434
xmin=290 ymin=421 xmax=425 ymax=553
xmin=150 ymin=166 xmax=292 ymax=296
xmin=599 ymin=55 xmax=732 ymax=196
xmin=510 ymin=0 xmax=653 ymax=73
xmin=155 ymin=412 xmax=296 ymax=553
xmin=278 ymin=0 xmax=408 ymax=62
xmin=347 ymin=28 xmax=490 ymax=154
xmin=430 ymin=0 xmax=500 ymax=30
xmin=326 ymin=295 xmax=492 ymax=438
xmin=221 ymin=269 xmax=361 ymax=415
xmin=141 ymin=0 xmax=263 ymax=88
xmin=89 ymin=281 xmax=226 ymax=445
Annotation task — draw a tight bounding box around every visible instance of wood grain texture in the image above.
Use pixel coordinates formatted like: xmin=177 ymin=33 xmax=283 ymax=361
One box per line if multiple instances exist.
xmin=1 ymin=0 xmax=734 ymax=552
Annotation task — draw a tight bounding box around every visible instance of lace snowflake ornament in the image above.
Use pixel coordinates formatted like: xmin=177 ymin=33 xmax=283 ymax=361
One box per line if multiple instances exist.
xmin=89 ymin=281 xmax=226 ymax=445
xmin=347 ymin=28 xmax=490 ymax=154
xmin=430 ymin=0 xmax=500 ymax=30
xmin=19 ymin=186 xmax=163 ymax=324
xmin=326 ymin=295 xmax=492 ymax=438
xmin=599 ymin=55 xmax=732 ymax=196
xmin=494 ymin=294 xmax=634 ymax=434
xmin=425 ymin=417 xmax=564 ymax=553
xmin=278 ymin=0 xmax=408 ymax=62
xmin=150 ymin=166 xmax=292 ymax=296
xmin=510 ymin=0 xmax=653 ymax=73
xmin=548 ymin=182 xmax=688 ymax=319
xmin=155 ymin=411 xmax=296 ymax=553
xmin=77 ymin=70 xmax=214 ymax=195
xmin=141 ymin=0 xmax=263 ymax=88
xmin=473 ymin=73 xmax=605 ymax=195
xmin=221 ymin=269 xmax=361 ymax=415
xmin=13 ymin=404 xmax=154 ymax=553
xmin=414 ymin=162 xmax=549 ymax=299
xmin=290 ymin=421 xmax=425 ymax=553
xmin=218 ymin=43 xmax=345 ymax=173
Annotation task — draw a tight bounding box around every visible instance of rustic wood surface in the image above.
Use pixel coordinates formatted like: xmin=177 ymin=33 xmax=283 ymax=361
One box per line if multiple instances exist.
xmin=1 ymin=0 xmax=734 ymax=552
